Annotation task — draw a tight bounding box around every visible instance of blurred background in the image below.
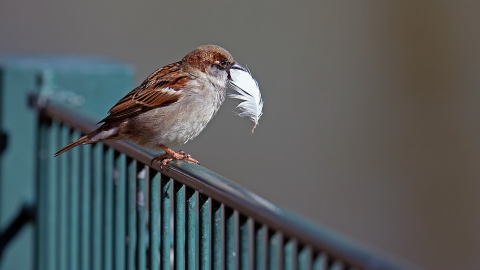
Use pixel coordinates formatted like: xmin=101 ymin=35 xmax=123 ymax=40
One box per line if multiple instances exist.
xmin=1 ymin=1 xmax=479 ymax=269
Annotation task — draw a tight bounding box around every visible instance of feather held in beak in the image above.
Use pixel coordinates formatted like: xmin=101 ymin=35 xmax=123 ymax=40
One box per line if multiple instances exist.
xmin=228 ymin=65 xmax=264 ymax=133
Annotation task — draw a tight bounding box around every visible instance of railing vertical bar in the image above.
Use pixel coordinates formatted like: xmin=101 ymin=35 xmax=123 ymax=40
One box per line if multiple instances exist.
xmin=65 ymin=130 xmax=72 ymax=269
xmin=103 ymin=147 xmax=114 ymax=270
xmin=57 ymin=124 xmax=69 ymax=270
xmin=160 ymin=175 xmax=171 ymax=270
xmin=199 ymin=194 xmax=211 ymax=270
xmin=313 ymin=253 xmax=327 ymax=270
xmin=329 ymin=261 xmax=344 ymax=270
xmin=114 ymin=152 xmax=127 ymax=270
xmin=149 ymin=168 xmax=160 ymax=270
xmin=254 ymin=223 xmax=267 ymax=270
xmin=212 ymin=201 xmax=224 ymax=270
xmin=136 ymin=165 xmax=147 ymax=270
xmin=284 ymin=239 xmax=298 ymax=270
xmin=268 ymin=231 xmax=283 ymax=270
xmin=80 ymin=144 xmax=92 ymax=270
xmin=186 ymin=187 xmax=197 ymax=270
xmin=225 ymin=208 xmax=235 ymax=270
xmin=68 ymin=130 xmax=80 ymax=270
xmin=125 ymin=158 xmax=136 ymax=270
xmin=79 ymin=144 xmax=92 ymax=270
xmin=298 ymin=246 xmax=313 ymax=270
xmin=239 ymin=215 xmax=249 ymax=270
xmin=36 ymin=123 xmax=45 ymax=270
xmin=47 ymin=120 xmax=59 ymax=270
xmin=90 ymin=143 xmax=104 ymax=270
xmin=234 ymin=211 xmax=239 ymax=270
xmin=174 ymin=181 xmax=186 ymax=270
xmin=248 ymin=219 xmax=255 ymax=270
xmin=279 ymin=234 xmax=285 ymax=270
xmin=36 ymin=118 xmax=49 ymax=270
xmin=284 ymin=239 xmax=292 ymax=270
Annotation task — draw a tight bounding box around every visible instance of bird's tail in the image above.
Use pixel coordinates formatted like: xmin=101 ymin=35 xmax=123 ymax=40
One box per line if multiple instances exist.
xmin=54 ymin=133 xmax=92 ymax=157
xmin=55 ymin=126 xmax=118 ymax=157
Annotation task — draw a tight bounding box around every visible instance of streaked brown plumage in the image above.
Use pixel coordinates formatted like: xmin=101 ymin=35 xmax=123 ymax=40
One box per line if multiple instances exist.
xmin=55 ymin=44 xmax=246 ymax=165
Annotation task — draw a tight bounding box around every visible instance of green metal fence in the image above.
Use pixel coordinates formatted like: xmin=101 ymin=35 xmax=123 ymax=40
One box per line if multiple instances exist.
xmin=29 ymin=96 xmax=417 ymax=270
xmin=1 ymin=56 xmax=419 ymax=270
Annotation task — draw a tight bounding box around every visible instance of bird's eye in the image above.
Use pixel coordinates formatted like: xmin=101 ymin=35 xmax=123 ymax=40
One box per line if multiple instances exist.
xmin=213 ymin=60 xmax=228 ymax=70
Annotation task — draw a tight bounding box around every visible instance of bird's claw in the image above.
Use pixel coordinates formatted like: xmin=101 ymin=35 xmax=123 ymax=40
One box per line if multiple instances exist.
xmin=161 ymin=158 xmax=173 ymax=166
xmin=152 ymin=150 xmax=199 ymax=166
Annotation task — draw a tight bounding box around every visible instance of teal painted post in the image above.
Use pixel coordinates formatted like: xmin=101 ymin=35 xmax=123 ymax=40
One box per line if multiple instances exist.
xmin=91 ymin=143 xmax=104 ymax=270
xmin=114 ymin=153 xmax=126 ymax=270
xmin=239 ymin=216 xmax=250 ymax=270
xmin=160 ymin=176 xmax=171 ymax=270
xmin=255 ymin=224 xmax=267 ymax=270
xmin=125 ymin=159 xmax=136 ymax=270
xmin=36 ymin=118 xmax=49 ymax=270
xmin=68 ymin=130 xmax=80 ymax=270
xmin=80 ymin=144 xmax=92 ymax=270
xmin=103 ymin=147 xmax=114 ymax=270
xmin=297 ymin=246 xmax=312 ymax=270
xmin=199 ymin=195 xmax=211 ymax=270
xmin=212 ymin=202 xmax=223 ymax=270
xmin=186 ymin=188 xmax=197 ymax=270
xmin=284 ymin=239 xmax=296 ymax=270
xmin=149 ymin=168 xmax=160 ymax=270
xmin=45 ymin=120 xmax=58 ymax=270
xmin=329 ymin=261 xmax=344 ymax=270
xmin=268 ymin=232 xmax=282 ymax=270
xmin=0 ymin=56 xmax=134 ymax=270
xmin=174 ymin=182 xmax=186 ymax=270
xmin=136 ymin=165 xmax=147 ymax=270
xmin=57 ymin=125 xmax=69 ymax=270
xmin=225 ymin=208 xmax=235 ymax=270
xmin=0 ymin=60 xmax=38 ymax=270
xmin=313 ymin=253 xmax=327 ymax=270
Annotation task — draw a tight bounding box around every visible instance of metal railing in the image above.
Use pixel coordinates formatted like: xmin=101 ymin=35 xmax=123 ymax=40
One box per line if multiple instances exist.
xmin=31 ymin=94 xmax=416 ymax=270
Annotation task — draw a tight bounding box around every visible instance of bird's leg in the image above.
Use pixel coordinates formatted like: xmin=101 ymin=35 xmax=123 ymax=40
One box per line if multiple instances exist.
xmin=152 ymin=144 xmax=199 ymax=165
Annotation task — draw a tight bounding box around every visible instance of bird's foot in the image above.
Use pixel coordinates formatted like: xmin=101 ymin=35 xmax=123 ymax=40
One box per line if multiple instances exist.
xmin=158 ymin=151 xmax=199 ymax=166
xmin=152 ymin=145 xmax=199 ymax=166
xmin=151 ymin=153 xmax=169 ymax=166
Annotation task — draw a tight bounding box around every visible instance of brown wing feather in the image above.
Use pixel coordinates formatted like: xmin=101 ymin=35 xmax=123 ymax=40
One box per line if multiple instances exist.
xmin=99 ymin=62 xmax=191 ymax=124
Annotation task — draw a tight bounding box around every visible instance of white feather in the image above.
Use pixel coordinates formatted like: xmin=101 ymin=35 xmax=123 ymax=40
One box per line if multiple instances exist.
xmin=228 ymin=67 xmax=264 ymax=133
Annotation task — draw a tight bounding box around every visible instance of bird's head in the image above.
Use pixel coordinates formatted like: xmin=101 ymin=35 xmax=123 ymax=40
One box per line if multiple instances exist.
xmin=181 ymin=44 xmax=246 ymax=88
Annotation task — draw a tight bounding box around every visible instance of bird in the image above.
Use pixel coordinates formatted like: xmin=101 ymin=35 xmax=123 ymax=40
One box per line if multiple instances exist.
xmin=55 ymin=44 xmax=262 ymax=165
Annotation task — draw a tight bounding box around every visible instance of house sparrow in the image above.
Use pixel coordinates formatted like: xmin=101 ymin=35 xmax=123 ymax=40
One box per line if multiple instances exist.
xmin=55 ymin=44 xmax=262 ymax=165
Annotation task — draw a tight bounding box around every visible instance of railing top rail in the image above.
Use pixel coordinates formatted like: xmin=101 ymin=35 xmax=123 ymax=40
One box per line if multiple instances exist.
xmin=31 ymin=95 xmax=420 ymax=270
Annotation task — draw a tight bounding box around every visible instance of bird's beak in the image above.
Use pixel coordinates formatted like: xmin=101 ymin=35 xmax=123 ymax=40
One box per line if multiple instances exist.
xmin=231 ymin=62 xmax=246 ymax=71
xmin=228 ymin=62 xmax=247 ymax=80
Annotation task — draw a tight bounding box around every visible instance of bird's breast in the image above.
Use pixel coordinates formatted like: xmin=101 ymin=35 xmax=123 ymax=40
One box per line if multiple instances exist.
xmin=124 ymin=84 xmax=225 ymax=150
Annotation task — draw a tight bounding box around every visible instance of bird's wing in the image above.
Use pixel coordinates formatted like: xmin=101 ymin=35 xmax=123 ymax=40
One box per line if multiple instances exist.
xmin=99 ymin=62 xmax=191 ymax=124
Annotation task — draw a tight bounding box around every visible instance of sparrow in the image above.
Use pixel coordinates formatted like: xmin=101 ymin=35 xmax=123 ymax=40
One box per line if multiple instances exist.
xmin=55 ymin=44 xmax=253 ymax=165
